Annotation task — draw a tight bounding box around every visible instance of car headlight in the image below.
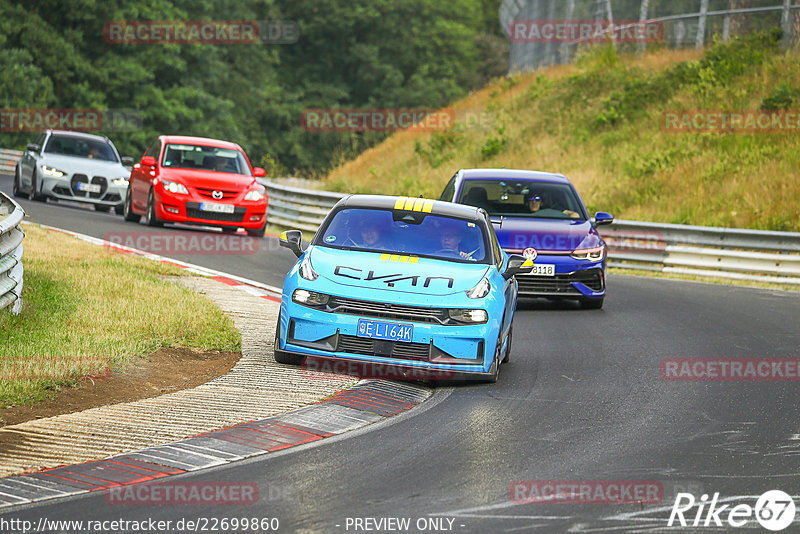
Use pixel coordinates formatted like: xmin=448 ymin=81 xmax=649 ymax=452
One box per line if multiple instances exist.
xmin=112 ymin=177 xmax=129 ymax=187
xmin=448 ymin=309 xmax=488 ymax=324
xmin=298 ymin=255 xmax=319 ymax=281
xmin=244 ymin=188 xmax=266 ymax=201
xmin=40 ymin=165 xmax=65 ymax=177
xmin=292 ymin=289 xmax=329 ymax=306
xmin=465 ymin=277 xmax=491 ymax=299
xmin=162 ymin=180 xmax=188 ymax=194
xmin=570 ymin=245 xmax=605 ymax=261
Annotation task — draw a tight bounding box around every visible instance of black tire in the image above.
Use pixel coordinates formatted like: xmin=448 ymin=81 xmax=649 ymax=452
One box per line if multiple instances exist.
xmin=94 ymin=205 xmax=111 ymax=213
xmin=246 ymin=225 xmax=266 ymax=238
xmin=580 ymin=297 xmax=604 ymax=310
xmin=114 ymin=204 xmax=124 ymax=216
xmin=501 ymin=323 xmax=513 ymax=364
xmin=482 ymin=334 xmax=502 ymax=383
xmin=29 ymin=170 xmax=46 ymax=201
xmin=123 ymin=188 xmax=141 ymax=222
xmin=144 ymin=189 xmax=162 ymax=227
xmin=273 ymin=316 xmax=303 ymax=365
xmin=12 ymin=167 xmax=22 ymax=198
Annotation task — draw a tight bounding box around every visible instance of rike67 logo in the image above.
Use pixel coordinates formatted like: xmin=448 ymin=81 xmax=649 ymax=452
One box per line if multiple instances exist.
xmin=669 ymin=490 xmax=796 ymax=531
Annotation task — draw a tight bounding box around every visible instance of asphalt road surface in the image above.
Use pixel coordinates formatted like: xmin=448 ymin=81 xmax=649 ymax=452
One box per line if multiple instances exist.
xmin=2 ymin=173 xmax=799 ymax=533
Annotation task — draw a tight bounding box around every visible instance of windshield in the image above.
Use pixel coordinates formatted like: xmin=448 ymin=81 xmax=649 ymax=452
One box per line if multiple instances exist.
xmin=317 ymin=208 xmax=490 ymax=264
xmin=161 ymin=143 xmax=251 ymax=176
xmin=43 ymin=135 xmax=119 ymax=162
xmin=458 ymin=179 xmax=586 ymax=220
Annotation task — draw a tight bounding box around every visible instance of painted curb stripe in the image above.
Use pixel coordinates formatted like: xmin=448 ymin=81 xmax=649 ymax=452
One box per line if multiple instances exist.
xmin=0 ymin=380 xmax=431 ymax=509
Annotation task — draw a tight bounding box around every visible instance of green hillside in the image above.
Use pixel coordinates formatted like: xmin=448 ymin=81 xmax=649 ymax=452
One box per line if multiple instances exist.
xmin=325 ymin=30 xmax=800 ymax=231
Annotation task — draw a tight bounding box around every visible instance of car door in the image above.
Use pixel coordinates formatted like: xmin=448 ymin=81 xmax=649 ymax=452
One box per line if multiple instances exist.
xmin=487 ymin=216 xmax=516 ymax=337
xmin=131 ymin=138 xmax=160 ymax=210
xmin=21 ymin=132 xmax=46 ymax=189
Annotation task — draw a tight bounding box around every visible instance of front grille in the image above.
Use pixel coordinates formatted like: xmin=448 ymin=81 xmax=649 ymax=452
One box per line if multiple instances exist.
xmin=327 ymin=296 xmax=449 ymax=324
xmin=336 ymin=334 xmax=430 ymax=361
xmin=185 ymin=202 xmax=245 ymax=222
xmin=517 ymin=269 xmax=603 ymax=295
xmin=70 ymin=174 xmax=108 ymax=198
xmin=195 ymin=187 xmax=239 ymax=201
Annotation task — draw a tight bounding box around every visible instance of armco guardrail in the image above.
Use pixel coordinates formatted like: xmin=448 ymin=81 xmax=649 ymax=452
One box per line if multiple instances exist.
xmin=602 ymin=220 xmax=800 ymax=284
xmin=0 ymin=148 xmax=23 ymax=175
xmin=264 ymin=180 xmax=345 ymax=233
xmin=0 ymin=192 xmax=25 ymax=314
xmin=264 ymin=180 xmax=800 ymax=285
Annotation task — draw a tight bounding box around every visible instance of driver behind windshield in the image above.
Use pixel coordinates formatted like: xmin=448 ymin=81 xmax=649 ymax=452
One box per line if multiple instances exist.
xmin=526 ymin=192 xmax=580 ymax=219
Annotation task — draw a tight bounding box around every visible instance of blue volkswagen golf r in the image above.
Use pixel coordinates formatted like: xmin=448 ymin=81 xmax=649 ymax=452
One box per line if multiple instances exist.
xmin=440 ymin=169 xmax=614 ymax=309
xmin=276 ymin=195 xmax=533 ymax=382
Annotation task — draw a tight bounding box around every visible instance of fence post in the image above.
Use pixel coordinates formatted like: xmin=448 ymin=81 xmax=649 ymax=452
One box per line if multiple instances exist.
xmin=723 ymin=14 xmax=732 ymax=42
xmin=696 ymin=0 xmax=709 ymax=49
xmin=638 ymin=0 xmax=651 ymax=53
xmin=782 ymin=0 xmax=792 ymax=48
xmin=560 ymin=0 xmax=576 ymax=64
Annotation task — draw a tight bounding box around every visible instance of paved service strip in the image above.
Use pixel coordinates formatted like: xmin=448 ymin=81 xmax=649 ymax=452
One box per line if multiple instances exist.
xmin=0 ymin=273 xmax=430 ymax=473
xmin=0 ymin=275 xmax=432 ymax=508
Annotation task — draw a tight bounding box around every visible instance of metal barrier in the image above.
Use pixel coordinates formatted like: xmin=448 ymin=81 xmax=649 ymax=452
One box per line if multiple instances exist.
xmin=0 ymin=149 xmax=22 ymax=175
xmin=0 ymin=192 xmax=25 ymax=314
xmin=264 ymin=180 xmax=800 ymax=285
xmin=264 ymin=180 xmax=345 ymax=233
xmin=601 ymin=220 xmax=800 ymax=284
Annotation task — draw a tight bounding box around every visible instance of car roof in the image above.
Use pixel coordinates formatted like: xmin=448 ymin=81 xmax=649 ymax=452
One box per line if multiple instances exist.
xmin=46 ymin=130 xmax=110 ymax=142
xmin=459 ymin=168 xmax=572 ymax=185
xmin=159 ymin=135 xmax=243 ymax=150
xmin=336 ymin=194 xmax=484 ymax=222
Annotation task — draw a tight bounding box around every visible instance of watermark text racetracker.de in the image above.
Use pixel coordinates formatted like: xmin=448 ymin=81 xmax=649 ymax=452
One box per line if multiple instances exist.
xmin=662 ymin=110 xmax=800 ymax=134
xmin=104 ymin=231 xmax=259 ymax=255
xmin=103 ymin=20 xmax=298 ymax=44
xmin=661 ymin=358 xmax=800 ymax=381
xmin=509 ymin=19 xmax=663 ymax=43
xmin=0 ymin=109 xmax=142 ymax=133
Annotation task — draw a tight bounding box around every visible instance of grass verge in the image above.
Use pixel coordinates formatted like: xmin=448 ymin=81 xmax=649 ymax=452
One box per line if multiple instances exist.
xmin=323 ymin=31 xmax=800 ymax=232
xmin=0 ymin=224 xmax=241 ymax=410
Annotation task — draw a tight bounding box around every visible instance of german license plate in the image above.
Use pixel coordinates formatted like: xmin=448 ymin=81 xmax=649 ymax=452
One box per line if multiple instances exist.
xmin=357 ymin=319 xmax=413 ymax=343
xmin=200 ymin=202 xmax=235 ymax=214
xmin=530 ymin=264 xmax=555 ymax=276
xmin=77 ymin=182 xmax=101 ymax=193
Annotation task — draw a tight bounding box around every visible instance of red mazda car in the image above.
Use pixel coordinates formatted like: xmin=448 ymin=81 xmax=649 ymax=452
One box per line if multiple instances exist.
xmin=123 ymin=135 xmax=268 ymax=236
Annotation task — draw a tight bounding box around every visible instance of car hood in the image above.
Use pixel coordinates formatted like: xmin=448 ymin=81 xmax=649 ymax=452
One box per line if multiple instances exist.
xmin=308 ymin=246 xmax=492 ymax=297
xmin=40 ymin=154 xmax=129 ymax=177
xmin=159 ymin=168 xmax=257 ymax=190
xmin=494 ymin=217 xmax=602 ymax=252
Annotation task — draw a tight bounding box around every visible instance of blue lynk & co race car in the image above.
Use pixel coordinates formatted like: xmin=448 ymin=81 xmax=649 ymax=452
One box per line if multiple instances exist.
xmin=275 ymin=195 xmax=534 ymax=382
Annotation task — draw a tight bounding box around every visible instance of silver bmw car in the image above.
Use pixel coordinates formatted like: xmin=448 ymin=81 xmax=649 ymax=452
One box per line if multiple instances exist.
xmin=13 ymin=130 xmax=133 ymax=213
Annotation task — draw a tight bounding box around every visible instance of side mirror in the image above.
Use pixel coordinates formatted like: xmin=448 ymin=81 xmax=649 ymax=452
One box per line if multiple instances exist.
xmin=121 ymin=156 xmax=134 ymax=165
xmin=26 ymin=143 xmax=40 ymax=153
xmin=503 ymin=254 xmax=534 ymax=280
xmin=594 ymin=212 xmax=614 ymax=226
xmin=252 ymin=167 xmax=266 ymax=178
xmin=280 ymin=230 xmax=303 ymax=258
xmin=141 ymin=156 xmax=157 ymax=167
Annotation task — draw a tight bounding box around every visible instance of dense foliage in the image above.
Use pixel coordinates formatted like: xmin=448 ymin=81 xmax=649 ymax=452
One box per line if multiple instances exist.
xmin=0 ymin=0 xmax=506 ymax=175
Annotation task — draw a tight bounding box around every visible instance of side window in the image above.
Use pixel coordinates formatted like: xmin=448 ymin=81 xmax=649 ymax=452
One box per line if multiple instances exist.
xmin=488 ymin=217 xmax=502 ymax=268
xmin=145 ymin=139 xmax=161 ymax=160
xmin=439 ymin=176 xmax=456 ymax=202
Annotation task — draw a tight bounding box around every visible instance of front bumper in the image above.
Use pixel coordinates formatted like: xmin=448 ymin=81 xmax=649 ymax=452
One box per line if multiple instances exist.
xmin=154 ymin=190 xmax=267 ymax=230
xmin=42 ymin=175 xmax=126 ymax=206
xmin=278 ymin=297 xmax=499 ymax=381
xmin=509 ymin=253 xmax=606 ymax=298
